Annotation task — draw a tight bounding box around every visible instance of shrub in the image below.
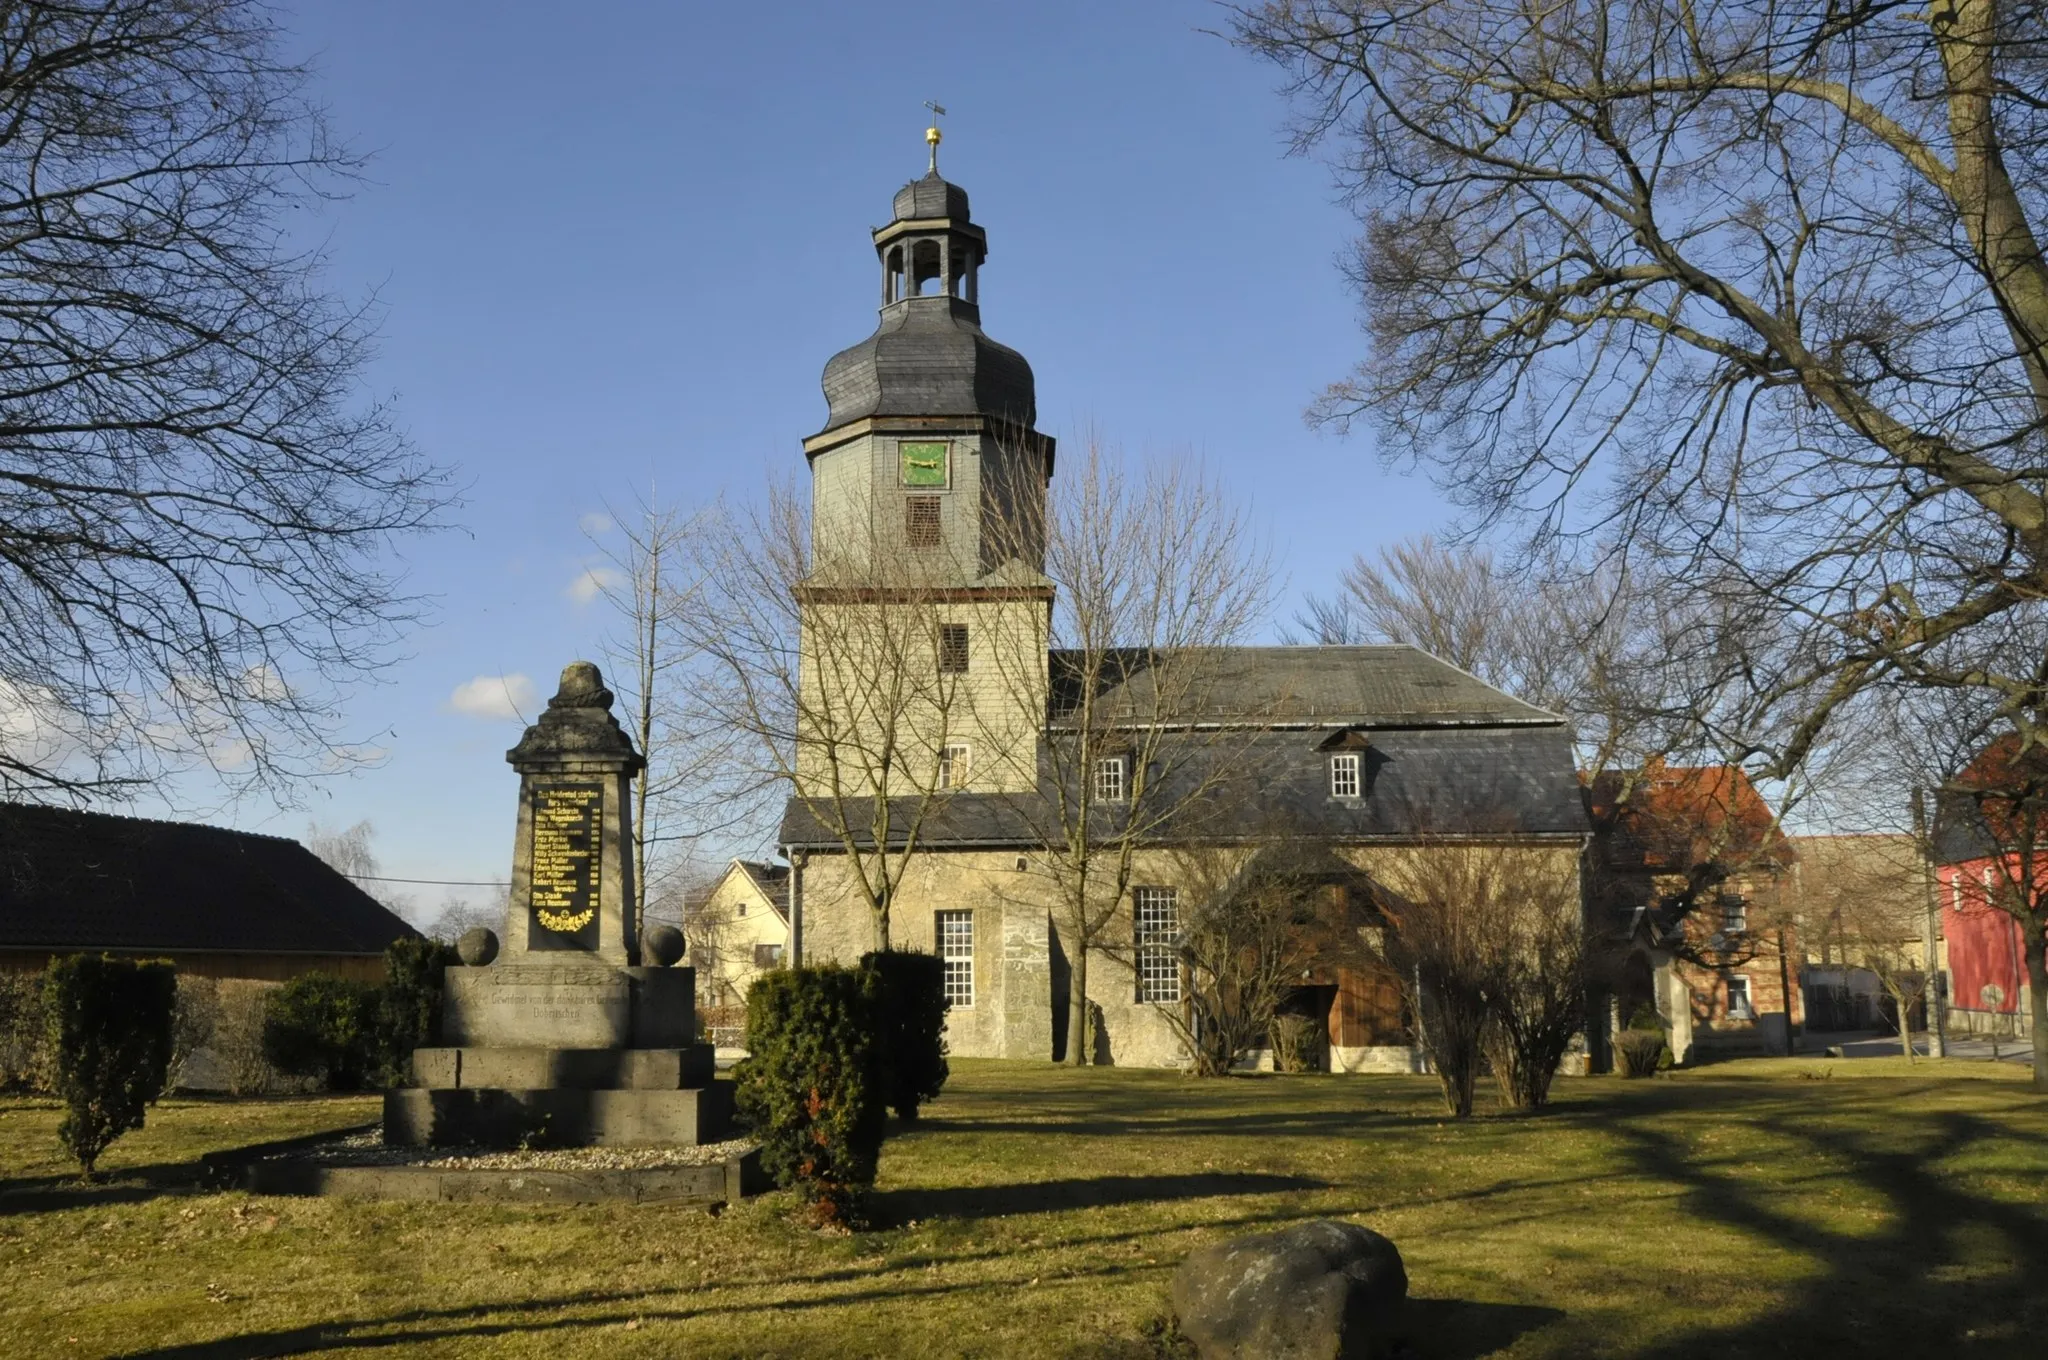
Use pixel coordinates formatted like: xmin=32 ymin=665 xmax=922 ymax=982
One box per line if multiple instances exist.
xmin=213 ymin=980 xmax=287 ymax=1094
xmin=733 ymin=965 xmax=886 ymax=1226
xmin=1269 ymin=1013 xmax=1325 ymax=1073
xmin=378 ymin=936 xmax=458 ymax=1085
xmin=42 ymin=955 xmax=177 ymax=1176
xmin=262 ymin=973 xmax=383 ymax=1090
xmin=1616 ymin=1007 xmax=1669 ymax=1078
xmin=860 ymin=949 xmax=949 ymax=1121
xmin=0 ymin=970 xmax=52 ymax=1093
xmin=167 ymin=975 xmax=221 ymax=1091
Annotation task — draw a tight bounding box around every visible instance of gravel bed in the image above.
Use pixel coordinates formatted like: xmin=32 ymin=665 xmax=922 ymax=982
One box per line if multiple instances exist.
xmin=274 ymin=1130 xmax=758 ymax=1172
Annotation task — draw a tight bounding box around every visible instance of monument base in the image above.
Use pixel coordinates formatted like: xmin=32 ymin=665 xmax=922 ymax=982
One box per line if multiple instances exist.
xmin=442 ymin=963 xmax=696 ymax=1049
xmin=410 ymin=1045 xmax=715 ymax=1091
xmin=384 ymin=1084 xmax=734 ymax=1148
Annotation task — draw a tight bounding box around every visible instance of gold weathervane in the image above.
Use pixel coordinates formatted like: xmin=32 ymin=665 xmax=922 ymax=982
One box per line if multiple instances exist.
xmin=924 ymin=99 xmax=946 ymax=174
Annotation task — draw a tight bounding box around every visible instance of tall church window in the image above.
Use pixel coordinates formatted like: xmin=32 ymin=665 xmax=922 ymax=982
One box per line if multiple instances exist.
xmin=939 ymin=623 xmax=969 ymax=674
xmin=938 ymin=742 xmax=971 ymax=790
xmin=1093 ymin=755 xmax=1125 ymax=803
xmin=1135 ymin=887 xmax=1181 ymax=1004
xmin=1330 ymin=752 xmax=1361 ymax=798
xmin=938 ymin=910 xmax=974 ymax=1006
xmin=906 ymin=495 xmax=942 ymax=548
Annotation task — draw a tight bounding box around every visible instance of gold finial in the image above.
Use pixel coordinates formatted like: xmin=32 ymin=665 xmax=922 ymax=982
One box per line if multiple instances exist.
xmin=923 ymin=99 xmax=946 ymax=174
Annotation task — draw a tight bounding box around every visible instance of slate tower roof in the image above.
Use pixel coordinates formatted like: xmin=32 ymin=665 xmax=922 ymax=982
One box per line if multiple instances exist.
xmin=816 ymin=167 xmax=1036 ymax=435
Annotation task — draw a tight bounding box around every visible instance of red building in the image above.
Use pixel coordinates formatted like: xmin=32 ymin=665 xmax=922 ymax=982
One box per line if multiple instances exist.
xmin=1930 ymin=734 xmax=2047 ymax=1038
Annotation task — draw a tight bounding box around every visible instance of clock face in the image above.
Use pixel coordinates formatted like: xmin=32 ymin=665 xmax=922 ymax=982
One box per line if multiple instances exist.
xmin=900 ymin=441 xmax=950 ymax=488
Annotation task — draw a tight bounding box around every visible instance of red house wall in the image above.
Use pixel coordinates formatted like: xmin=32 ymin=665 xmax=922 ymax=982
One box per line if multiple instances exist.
xmin=1937 ymin=861 xmax=2029 ymax=1014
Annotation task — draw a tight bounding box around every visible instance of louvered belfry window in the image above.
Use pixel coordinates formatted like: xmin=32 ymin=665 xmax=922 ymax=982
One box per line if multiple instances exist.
xmin=906 ymin=495 xmax=942 ymax=548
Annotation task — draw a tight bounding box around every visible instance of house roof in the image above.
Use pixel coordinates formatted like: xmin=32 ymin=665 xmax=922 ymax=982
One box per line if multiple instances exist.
xmin=780 ymin=724 xmax=1588 ymax=850
xmin=0 ymin=802 xmax=418 ymax=956
xmin=734 ymin=859 xmax=791 ymax=920
xmin=1588 ymin=760 xmax=1794 ymax=874
xmin=1929 ymin=733 xmax=2048 ymax=866
xmin=1050 ymin=645 xmax=1563 ymax=729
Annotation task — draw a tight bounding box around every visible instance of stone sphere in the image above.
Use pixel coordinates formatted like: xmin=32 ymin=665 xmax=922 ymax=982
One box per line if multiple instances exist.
xmin=455 ymin=926 xmax=500 ymax=967
xmin=644 ymin=924 xmax=686 ymax=967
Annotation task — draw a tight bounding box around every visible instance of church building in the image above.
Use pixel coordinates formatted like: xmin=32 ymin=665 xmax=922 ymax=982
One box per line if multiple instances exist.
xmin=776 ymin=135 xmax=1588 ymax=1069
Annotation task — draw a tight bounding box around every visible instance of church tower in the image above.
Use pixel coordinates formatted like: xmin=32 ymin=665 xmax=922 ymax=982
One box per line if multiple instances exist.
xmin=797 ymin=126 xmax=1053 ymax=797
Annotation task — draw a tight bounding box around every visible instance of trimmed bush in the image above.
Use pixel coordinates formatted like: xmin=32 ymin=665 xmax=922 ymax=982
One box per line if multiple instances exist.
xmin=167 ymin=975 xmax=221 ymax=1091
xmin=262 ymin=973 xmax=382 ymax=1090
xmin=0 ymin=970 xmax=52 ymax=1093
xmin=860 ymin=948 xmax=949 ymax=1121
xmin=734 ymin=965 xmax=886 ymax=1226
xmin=378 ymin=936 xmax=458 ymax=1085
xmin=42 ymin=955 xmax=177 ymax=1176
xmin=213 ymin=980 xmax=287 ymax=1094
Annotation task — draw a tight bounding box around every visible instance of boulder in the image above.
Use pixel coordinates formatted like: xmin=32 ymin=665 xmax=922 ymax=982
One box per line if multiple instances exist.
xmin=1171 ymin=1220 xmax=1407 ymax=1360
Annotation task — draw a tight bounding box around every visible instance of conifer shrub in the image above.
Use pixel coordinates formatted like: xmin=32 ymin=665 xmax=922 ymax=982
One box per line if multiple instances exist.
xmin=42 ymin=954 xmax=177 ymax=1176
xmin=0 ymin=970 xmax=52 ymax=1093
xmin=860 ymin=948 xmax=949 ymax=1121
xmin=734 ymin=964 xmax=886 ymax=1225
xmin=262 ymin=973 xmax=383 ymax=1090
xmin=378 ymin=936 xmax=458 ymax=1084
xmin=1616 ymin=1006 xmax=1670 ymax=1078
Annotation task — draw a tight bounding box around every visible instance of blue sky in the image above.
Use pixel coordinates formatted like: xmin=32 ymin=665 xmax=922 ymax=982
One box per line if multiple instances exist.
xmin=155 ymin=0 xmax=1455 ymax=920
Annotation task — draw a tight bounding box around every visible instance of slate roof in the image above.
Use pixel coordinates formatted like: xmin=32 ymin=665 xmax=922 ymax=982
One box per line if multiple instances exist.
xmin=0 ymin=802 xmax=417 ymax=956
xmin=1051 ymin=645 xmax=1562 ymax=728
xmin=893 ymin=171 xmax=970 ymax=223
xmin=780 ymin=725 xmax=1587 ymax=850
xmin=819 ymin=295 xmax=1036 ymax=434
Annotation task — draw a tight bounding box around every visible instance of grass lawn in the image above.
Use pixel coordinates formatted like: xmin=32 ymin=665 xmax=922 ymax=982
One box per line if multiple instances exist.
xmin=2 ymin=1058 xmax=2044 ymax=1358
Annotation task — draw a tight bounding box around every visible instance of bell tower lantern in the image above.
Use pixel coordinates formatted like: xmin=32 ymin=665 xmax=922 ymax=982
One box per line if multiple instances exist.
xmin=803 ymin=118 xmax=1054 ymax=584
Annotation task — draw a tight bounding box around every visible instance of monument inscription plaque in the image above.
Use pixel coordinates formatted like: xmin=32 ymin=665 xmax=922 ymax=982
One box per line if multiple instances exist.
xmin=529 ymin=781 xmax=601 ymax=949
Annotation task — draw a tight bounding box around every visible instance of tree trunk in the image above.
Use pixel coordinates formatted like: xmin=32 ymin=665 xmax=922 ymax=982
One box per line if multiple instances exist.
xmin=2025 ymin=912 xmax=2048 ymax=1094
xmin=1894 ymin=987 xmax=1916 ymax=1062
xmin=1068 ymin=944 xmax=1090 ymax=1066
xmin=1913 ymin=790 xmax=1946 ymax=1058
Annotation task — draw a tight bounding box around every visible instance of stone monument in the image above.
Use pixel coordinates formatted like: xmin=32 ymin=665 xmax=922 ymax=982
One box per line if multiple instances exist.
xmin=384 ymin=661 xmax=728 ymax=1147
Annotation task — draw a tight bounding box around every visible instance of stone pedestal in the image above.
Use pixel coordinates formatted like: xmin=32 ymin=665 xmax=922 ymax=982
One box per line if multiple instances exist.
xmin=384 ymin=662 xmax=730 ymax=1149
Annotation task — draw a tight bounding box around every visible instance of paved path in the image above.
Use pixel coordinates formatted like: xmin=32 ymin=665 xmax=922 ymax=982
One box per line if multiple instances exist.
xmin=1797 ymin=1028 xmax=2034 ymax=1064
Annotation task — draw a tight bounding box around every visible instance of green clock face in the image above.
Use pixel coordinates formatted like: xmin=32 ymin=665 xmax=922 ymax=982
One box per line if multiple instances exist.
xmin=900 ymin=441 xmax=950 ymax=487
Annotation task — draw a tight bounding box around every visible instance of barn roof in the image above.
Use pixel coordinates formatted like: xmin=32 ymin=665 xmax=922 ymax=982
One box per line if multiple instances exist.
xmin=0 ymin=802 xmax=417 ymax=956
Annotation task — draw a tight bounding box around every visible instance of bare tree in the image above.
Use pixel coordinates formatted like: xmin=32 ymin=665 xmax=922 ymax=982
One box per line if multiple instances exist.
xmin=1482 ymin=850 xmax=1592 ymax=1110
xmin=1158 ymin=833 xmax=1370 ymax=1076
xmin=585 ymin=492 xmax=750 ymax=934
xmin=0 ymin=1 xmax=445 ymax=801
xmin=1820 ymin=839 xmax=1936 ymax=1059
xmin=1368 ymin=846 xmax=1500 ymax=1118
xmin=985 ymin=443 xmax=1277 ymax=1065
xmin=671 ymin=481 xmax=978 ymax=951
xmin=1237 ymin=0 xmax=2048 ymax=819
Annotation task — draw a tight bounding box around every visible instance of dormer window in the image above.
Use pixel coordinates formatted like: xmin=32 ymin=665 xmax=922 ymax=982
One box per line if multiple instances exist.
xmin=1093 ymin=755 xmax=1126 ymax=803
xmin=1330 ymin=752 xmax=1362 ymax=798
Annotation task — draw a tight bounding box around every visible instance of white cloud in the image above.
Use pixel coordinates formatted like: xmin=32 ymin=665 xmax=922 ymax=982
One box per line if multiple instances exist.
xmin=447 ymin=673 xmax=537 ymax=721
xmin=566 ymin=565 xmax=626 ymax=604
xmin=579 ymin=511 xmax=616 ymax=537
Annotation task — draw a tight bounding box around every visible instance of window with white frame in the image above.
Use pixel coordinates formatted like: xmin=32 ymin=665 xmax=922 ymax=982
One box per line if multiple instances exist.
xmin=938 ymin=742 xmax=971 ymax=790
xmin=1725 ymin=974 xmax=1753 ymax=1018
xmin=1093 ymin=755 xmax=1125 ymax=803
xmin=1330 ymin=751 xmax=1362 ymax=798
xmin=937 ymin=910 xmax=974 ymax=1007
xmin=1134 ymin=887 xmax=1181 ymax=1004
xmin=1720 ymin=893 xmax=1749 ymax=933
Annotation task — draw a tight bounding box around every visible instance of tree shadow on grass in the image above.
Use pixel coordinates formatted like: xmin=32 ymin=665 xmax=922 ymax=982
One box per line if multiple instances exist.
xmin=1607 ymin=1104 xmax=2048 ymax=1357
xmin=0 ymin=1163 xmax=199 ymax=1215
xmin=870 ymin=1171 xmax=1329 ymax=1224
xmin=1403 ymin=1298 xmax=1567 ymax=1359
